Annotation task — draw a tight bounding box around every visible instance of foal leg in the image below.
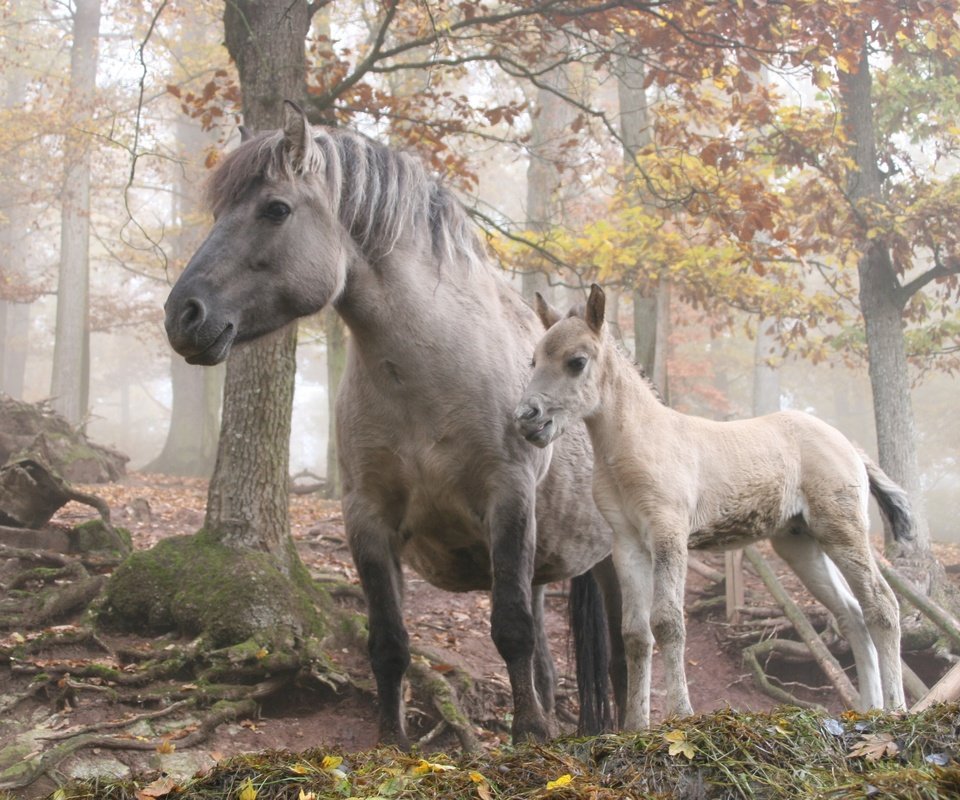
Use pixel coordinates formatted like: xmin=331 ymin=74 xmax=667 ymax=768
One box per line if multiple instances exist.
xmin=610 ymin=526 xmax=655 ymax=730
xmin=648 ymin=527 xmax=693 ymax=720
xmin=489 ymin=487 xmax=550 ymax=742
xmin=771 ymin=531 xmax=882 ymax=709
xmin=344 ymin=497 xmax=410 ymax=746
xmin=815 ymin=528 xmax=905 ymax=710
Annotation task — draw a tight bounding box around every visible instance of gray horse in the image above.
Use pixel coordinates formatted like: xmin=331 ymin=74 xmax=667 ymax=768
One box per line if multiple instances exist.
xmin=164 ymin=102 xmax=623 ymax=744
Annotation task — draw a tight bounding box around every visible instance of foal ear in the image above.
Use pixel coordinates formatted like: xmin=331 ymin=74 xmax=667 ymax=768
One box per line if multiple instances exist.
xmin=282 ymin=99 xmax=316 ymax=171
xmin=238 ymin=125 xmax=253 ymax=143
xmin=585 ymin=283 xmax=606 ymax=334
xmin=534 ymin=292 xmax=563 ymax=330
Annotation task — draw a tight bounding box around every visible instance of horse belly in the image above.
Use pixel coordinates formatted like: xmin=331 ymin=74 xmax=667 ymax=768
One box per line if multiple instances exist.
xmin=688 ymin=485 xmax=790 ymax=552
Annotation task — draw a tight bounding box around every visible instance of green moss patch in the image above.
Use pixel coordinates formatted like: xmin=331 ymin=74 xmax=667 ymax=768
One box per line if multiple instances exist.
xmin=99 ymin=531 xmax=324 ymax=649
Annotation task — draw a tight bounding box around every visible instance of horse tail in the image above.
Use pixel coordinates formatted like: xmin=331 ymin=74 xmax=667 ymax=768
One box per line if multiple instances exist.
xmin=570 ymin=569 xmax=612 ymax=734
xmin=861 ymin=451 xmax=915 ymax=542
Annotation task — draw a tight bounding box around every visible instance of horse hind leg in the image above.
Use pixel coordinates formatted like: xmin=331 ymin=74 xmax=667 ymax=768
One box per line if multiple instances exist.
xmin=771 ymin=530 xmax=883 ymax=710
xmin=345 ymin=500 xmax=411 ymax=746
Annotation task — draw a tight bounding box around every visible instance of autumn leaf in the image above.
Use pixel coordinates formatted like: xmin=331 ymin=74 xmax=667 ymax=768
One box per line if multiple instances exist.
xmin=238 ymin=778 xmax=258 ymax=800
xmin=135 ymin=776 xmax=178 ymax=799
xmin=320 ymin=755 xmax=343 ymax=771
xmin=298 ymin=791 xmax=317 ymax=800
xmin=664 ymin=729 xmax=696 ymax=759
xmin=545 ymin=773 xmax=573 ymax=790
xmin=411 ymin=758 xmax=456 ymax=775
xmin=848 ymin=732 xmax=899 ymax=761
xmin=155 ymin=739 xmax=175 ymax=755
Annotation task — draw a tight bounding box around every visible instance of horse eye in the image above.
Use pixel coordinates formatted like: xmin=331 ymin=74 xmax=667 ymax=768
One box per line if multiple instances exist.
xmin=262 ymin=200 xmax=291 ymax=221
xmin=567 ymin=356 xmax=587 ymax=374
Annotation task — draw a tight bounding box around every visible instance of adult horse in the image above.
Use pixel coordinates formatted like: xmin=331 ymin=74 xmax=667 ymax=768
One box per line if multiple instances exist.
xmin=164 ymin=103 xmax=621 ymax=744
xmin=516 ymin=284 xmax=909 ymax=730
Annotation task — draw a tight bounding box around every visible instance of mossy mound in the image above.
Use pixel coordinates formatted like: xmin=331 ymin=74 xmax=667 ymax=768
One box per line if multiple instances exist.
xmin=99 ymin=530 xmax=325 ymax=650
xmin=48 ymin=705 xmax=960 ymax=799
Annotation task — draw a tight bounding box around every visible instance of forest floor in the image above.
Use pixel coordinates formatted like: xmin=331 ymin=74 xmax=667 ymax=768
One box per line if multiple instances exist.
xmin=1 ymin=473 xmax=959 ymax=798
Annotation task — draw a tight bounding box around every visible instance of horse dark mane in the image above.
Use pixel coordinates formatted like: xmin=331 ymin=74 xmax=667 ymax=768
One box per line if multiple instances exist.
xmin=206 ymin=126 xmax=487 ymax=270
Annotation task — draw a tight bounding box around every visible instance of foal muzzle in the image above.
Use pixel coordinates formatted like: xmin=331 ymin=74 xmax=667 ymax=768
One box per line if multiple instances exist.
xmin=514 ymin=398 xmax=558 ymax=448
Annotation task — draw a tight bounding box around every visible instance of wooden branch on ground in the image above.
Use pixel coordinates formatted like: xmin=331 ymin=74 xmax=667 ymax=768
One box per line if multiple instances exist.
xmin=876 ymin=558 xmax=960 ymax=651
xmin=742 ymin=638 xmax=828 ymax=711
xmin=743 ymin=546 xmax=860 ymax=709
xmin=688 ymin=555 xmax=724 ymax=585
xmin=911 ymin=660 xmax=960 ymax=712
xmin=407 ymin=655 xmax=482 ymax=754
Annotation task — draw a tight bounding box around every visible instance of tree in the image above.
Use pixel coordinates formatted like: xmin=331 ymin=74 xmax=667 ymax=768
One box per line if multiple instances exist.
xmin=50 ymin=0 xmax=101 ymax=426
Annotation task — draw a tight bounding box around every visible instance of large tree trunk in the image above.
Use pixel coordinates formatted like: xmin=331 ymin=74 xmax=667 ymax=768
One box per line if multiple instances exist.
xmin=838 ymin=38 xmax=939 ymax=592
xmin=50 ymin=0 xmax=100 ymax=426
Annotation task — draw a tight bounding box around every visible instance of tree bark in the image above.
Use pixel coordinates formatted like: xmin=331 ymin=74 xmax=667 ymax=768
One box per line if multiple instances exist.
xmin=50 ymin=0 xmax=101 ymax=426
xmin=837 ymin=37 xmax=935 ymax=573
xmin=147 ymin=115 xmax=223 ymax=477
xmin=206 ymin=0 xmax=316 ymax=576
xmin=522 ymin=51 xmax=575 ymax=302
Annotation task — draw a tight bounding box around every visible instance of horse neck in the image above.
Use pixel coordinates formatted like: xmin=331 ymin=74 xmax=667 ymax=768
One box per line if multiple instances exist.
xmin=585 ymin=338 xmax=667 ymax=444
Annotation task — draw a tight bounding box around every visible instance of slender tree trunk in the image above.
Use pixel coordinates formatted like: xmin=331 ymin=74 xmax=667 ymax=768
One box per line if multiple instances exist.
xmin=323 ymin=309 xmax=346 ymax=499
xmin=51 ymin=0 xmax=100 ymax=426
xmin=148 ymin=115 xmax=223 ymax=476
xmin=615 ymin=43 xmax=669 ymax=395
xmin=206 ymin=0 xmax=315 ymax=576
xmin=838 ymin=38 xmax=936 ymax=579
xmin=523 ymin=54 xmax=574 ymax=302
xmin=752 ymin=318 xmax=780 ymax=416
xmin=1 ymin=67 xmax=31 ymax=400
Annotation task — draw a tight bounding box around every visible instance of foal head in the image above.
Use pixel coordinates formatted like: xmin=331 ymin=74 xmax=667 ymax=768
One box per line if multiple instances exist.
xmin=515 ymin=284 xmax=608 ymax=447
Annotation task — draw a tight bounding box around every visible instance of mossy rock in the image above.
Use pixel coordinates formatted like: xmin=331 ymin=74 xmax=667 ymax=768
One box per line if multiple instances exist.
xmin=99 ymin=531 xmax=325 ymax=649
xmin=71 ymin=519 xmax=132 ymax=556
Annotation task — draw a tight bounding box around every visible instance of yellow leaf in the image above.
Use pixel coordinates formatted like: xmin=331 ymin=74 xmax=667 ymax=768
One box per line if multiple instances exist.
xmin=663 ymin=729 xmax=687 ymax=743
xmin=298 ymin=791 xmax=316 ymax=800
xmin=469 ymin=772 xmax=486 ymax=783
xmin=255 ymin=647 xmax=269 ymax=660
xmin=924 ymin=29 xmax=938 ymax=50
xmin=412 ymin=759 xmax=456 ymax=774
xmin=321 ymin=755 xmax=343 ymax=771
xmin=546 ymin=773 xmax=573 ymax=790
xmin=238 ymin=778 xmax=257 ymax=800
xmin=155 ymin=740 xmax=175 ymax=754
xmin=289 ymin=763 xmax=313 ymax=775
xmin=812 ymin=68 xmax=832 ymax=90
xmin=665 ymin=728 xmax=696 ymax=759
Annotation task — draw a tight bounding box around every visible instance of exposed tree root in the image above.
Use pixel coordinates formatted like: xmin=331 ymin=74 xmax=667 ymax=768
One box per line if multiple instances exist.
xmin=407 ymin=655 xmax=482 ymax=754
xmin=741 ymin=638 xmax=829 ymax=711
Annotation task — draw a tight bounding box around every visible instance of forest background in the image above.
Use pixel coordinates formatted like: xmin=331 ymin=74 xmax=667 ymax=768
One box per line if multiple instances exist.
xmin=1 ymin=0 xmax=959 ymax=549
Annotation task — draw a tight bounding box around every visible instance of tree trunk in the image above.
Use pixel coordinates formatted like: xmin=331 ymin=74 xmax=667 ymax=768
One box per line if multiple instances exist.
xmin=837 ymin=37 xmax=944 ymax=608
xmin=1 ymin=66 xmax=31 ymax=401
xmin=50 ymin=0 xmax=100 ymax=426
xmin=201 ymin=0 xmax=315 ymax=577
xmin=323 ymin=309 xmax=346 ymax=499
xmin=615 ymin=45 xmax=670 ymax=395
xmin=147 ymin=115 xmax=223 ymax=477
xmin=522 ymin=54 xmax=575 ymax=302
xmin=752 ymin=317 xmax=780 ymax=416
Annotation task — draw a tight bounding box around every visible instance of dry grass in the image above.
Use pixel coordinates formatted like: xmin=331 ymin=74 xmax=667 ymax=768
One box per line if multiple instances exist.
xmin=45 ymin=704 xmax=960 ymax=800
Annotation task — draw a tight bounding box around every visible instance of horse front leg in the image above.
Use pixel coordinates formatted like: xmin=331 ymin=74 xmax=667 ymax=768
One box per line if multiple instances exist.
xmin=489 ymin=488 xmax=550 ymax=742
xmin=344 ymin=498 xmax=410 ymax=747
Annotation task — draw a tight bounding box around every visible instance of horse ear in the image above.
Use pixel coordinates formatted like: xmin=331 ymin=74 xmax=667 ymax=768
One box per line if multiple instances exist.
xmin=585 ymin=284 xmax=605 ymax=334
xmin=534 ymin=292 xmax=563 ymax=330
xmin=238 ymin=125 xmax=252 ymax=143
xmin=282 ymin=99 xmax=315 ymax=170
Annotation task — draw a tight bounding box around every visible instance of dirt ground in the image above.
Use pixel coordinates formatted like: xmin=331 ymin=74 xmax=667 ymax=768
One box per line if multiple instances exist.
xmin=2 ymin=473 xmax=957 ymax=796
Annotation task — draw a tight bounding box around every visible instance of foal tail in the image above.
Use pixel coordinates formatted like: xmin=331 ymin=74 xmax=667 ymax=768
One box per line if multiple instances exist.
xmin=861 ymin=451 xmax=915 ymax=542
xmin=570 ymin=570 xmax=613 ymax=734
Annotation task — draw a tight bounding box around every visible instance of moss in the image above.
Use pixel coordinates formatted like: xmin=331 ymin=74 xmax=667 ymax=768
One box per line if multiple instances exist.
xmin=71 ymin=519 xmax=132 ymax=555
xmin=100 ymin=531 xmax=327 ymax=650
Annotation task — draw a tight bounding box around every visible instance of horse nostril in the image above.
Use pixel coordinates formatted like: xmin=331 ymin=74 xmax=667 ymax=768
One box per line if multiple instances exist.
xmin=180 ymin=298 xmax=206 ymax=331
xmin=518 ymin=403 xmax=541 ymax=422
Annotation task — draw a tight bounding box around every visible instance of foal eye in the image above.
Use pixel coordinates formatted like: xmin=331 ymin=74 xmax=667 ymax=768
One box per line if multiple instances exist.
xmin=567 ymin=356 xmax=587 ymax=374
xmin=262 ymin=200 xmax=291 ymax=221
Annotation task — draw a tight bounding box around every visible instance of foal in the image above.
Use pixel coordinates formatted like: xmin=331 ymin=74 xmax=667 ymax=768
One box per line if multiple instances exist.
xmin=515 ymin=284 xmax=910 ymax=729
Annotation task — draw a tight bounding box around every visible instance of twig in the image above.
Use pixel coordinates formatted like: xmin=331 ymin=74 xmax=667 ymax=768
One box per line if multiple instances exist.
xmin=876 ymin=558 xmax=960 ymax=651
xmin=744 ymin=546 xmax=859 ymax=709
xmin=37 ymin=699 xmax=193 ymax=741
xmin=742 ymin=638 xmax=828 ymax=712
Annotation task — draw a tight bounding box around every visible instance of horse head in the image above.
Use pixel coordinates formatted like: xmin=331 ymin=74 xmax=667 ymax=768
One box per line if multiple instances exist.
xmin=164 ymin=101 xmax=348 ymax=365
xmin=515 ymin=284 xmax=607 ymax=447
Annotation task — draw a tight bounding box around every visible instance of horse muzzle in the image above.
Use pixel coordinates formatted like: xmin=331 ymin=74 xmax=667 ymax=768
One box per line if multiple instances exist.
xmin=514 ymin=399 xmax=559 ymax=448
xmin=164 ymin=295 xmax=237 ymax=366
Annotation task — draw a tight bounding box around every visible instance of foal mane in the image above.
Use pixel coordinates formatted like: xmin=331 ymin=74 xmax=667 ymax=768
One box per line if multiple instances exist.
xmin=206 ymin=127 xmax=487 ymax=271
